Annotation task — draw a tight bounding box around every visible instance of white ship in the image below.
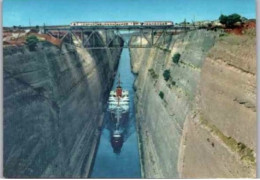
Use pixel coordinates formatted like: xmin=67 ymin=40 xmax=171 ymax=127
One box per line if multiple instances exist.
xmin=108 ymin=78 xmax=129 ymax=114
xmin=108 ymin=74 xmax=129 ymax=153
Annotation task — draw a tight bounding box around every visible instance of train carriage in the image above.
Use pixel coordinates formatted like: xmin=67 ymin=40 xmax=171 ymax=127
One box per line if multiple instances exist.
xmin=70 ymin=21 xmax=173 ymax=27
xmin=70 ymin=21 xmax=142 ymax=27
xmin=143 ymin=21 xmax=173 ymax=26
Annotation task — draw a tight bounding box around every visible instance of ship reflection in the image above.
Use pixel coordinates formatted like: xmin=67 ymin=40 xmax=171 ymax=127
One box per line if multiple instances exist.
xmin=102 ymin=110 xmax=134 ymax=153
xmin=111 ymin=129 xmax=124 ymax=154
xmin=105 ymin=113 xmax=135 ymax=154
xmin=107 ymin=112 xmax=130 ymax=154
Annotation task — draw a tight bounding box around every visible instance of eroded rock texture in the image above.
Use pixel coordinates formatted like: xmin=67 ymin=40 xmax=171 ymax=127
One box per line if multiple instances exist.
xmin=180 ymin=30 xmax=256 ymax=178
xmin=129 ymin=29 xmax=256 ymax=178
xmin=4 ymin=33 xmax=123 ymax=178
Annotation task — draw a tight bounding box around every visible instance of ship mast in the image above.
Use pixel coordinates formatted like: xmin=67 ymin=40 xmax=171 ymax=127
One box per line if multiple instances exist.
xmin=117 ymin=73 xmax=120 ymax=87
xmin=116 ymin=73 xmax=121 ymax=106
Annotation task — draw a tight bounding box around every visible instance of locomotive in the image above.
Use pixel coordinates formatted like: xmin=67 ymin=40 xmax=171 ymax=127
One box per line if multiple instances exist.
xmin=70 ymin=21 xmax=173 ymax=27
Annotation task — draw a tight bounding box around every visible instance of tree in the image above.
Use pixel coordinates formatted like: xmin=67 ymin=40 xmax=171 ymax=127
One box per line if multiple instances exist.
xmin=159 ymin=91 xmax=164 ymax=99
xmin=163 ymin=70 xmax=171 ymax=81
xmin=219 ymin=13 xmax=242 ymax=28
xmin=227 ymin=13 xmax=242 ymax=26
xmin=219 ymin=14 xmax=228 ymax=25
xmin=26 ymin=35 xmax=39 ymax=51
xmin=172 ymin=53 xmax=181 ymax=64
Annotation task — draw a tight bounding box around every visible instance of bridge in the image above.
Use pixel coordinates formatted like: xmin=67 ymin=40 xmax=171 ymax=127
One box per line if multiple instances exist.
xmin=10 ymin=24 xmax=196 ymax=49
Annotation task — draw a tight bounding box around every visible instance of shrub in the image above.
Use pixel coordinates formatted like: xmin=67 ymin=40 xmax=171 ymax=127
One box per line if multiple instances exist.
xmin=26 ymin=35 xmax=39 ymax=51
xmin=163 ymin=70 xmax=171 ymax=81
xmin=219 ymin=33 xmax=228 ymax=37
xmin=172 ymin=81 xmax=176 ymax=86
xmin=159 ymin=91 xmax=164 ymax=99
xmin=148 ymin=69 xmax=158 ymax=79
xmin=76 ymin=63 xmax=82 ymax=68
xmin=219 ymin=13 xmax=242 ymax=28
xmin=172 ymin=53 xmax=181 ymax=64
xmin=35 ymin=87 xmax=45 ymax=95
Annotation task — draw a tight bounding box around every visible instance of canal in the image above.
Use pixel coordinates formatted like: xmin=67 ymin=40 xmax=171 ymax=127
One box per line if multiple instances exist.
xmin=90 ymin=47 xmax=141 ymax=178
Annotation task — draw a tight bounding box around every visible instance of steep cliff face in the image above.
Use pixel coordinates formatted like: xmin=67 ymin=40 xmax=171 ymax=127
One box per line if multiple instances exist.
xmin=129 ymin=29 xmax=256 ymax=178
xmin=179 ymin=30 xmax=256 ymax=178
xmin=4 ymin=33 xmax=122 ymax=178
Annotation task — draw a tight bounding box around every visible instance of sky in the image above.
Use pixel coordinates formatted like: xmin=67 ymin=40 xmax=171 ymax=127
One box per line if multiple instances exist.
xmin=3 ymin=0 xmax=256 ymax=27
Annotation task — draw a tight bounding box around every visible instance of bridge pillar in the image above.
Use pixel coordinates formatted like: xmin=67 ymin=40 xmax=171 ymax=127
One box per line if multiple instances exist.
xmin=151 ymin=29 xmax=154 ymax=46
xmin=81 ymin=30 xmax=84 ymax=47
xmin=43 ymin=23 xmax=46 ymax=34
xmin=69 ymin=31 xmax=72 ymax=45
xmin=163 ymin=29 xmax=166 ymax=45
xmin=105 ymin=29 xmax=108 ymax=47
xmin=140 ymin=29 xmax=143 ymax=48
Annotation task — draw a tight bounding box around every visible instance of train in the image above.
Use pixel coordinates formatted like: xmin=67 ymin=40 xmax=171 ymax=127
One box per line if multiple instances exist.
xmin=70 ymin=21 xmax=174 ymax=27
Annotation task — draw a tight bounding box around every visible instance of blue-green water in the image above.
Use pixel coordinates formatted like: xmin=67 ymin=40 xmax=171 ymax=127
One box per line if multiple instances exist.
xmin=90 ymin=48 xmax=141 ymax=178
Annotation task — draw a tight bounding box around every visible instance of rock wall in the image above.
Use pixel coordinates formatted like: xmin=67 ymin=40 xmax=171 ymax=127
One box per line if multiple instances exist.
xmin=129 ymin=29 xmax=256 ymax=178
xmin=4 ymin=32 xmax=123 ymax=178
xmin=179 ymin=29 xmax=256 ymax=178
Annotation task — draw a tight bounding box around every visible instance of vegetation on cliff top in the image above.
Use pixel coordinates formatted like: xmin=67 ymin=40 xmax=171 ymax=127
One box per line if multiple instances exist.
xmin=148 ymin=68 xmax=159 ymax=79
xmin=163 ymin=70 xmax=171 ymax=81
xmin=159 ymin=91 xmax=164 ymax=99
xmin=219 ymin=13 xmax=242 ymax=28
xmin=26 ymin=35 xmax=39 ymax=51
xmin=172 ymin=53 xmax=181 ymax=64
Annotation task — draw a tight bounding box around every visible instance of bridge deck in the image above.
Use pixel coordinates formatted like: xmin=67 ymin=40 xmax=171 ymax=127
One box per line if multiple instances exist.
xmin=4 ymin=24 xmax=197 ymax=49
xmin=6 ymin=25 xmax=193 ymax=31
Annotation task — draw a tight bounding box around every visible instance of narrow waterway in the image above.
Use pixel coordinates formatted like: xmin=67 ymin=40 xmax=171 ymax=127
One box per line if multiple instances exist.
xmin=90 ymin=48 xmax=141 ymax=178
